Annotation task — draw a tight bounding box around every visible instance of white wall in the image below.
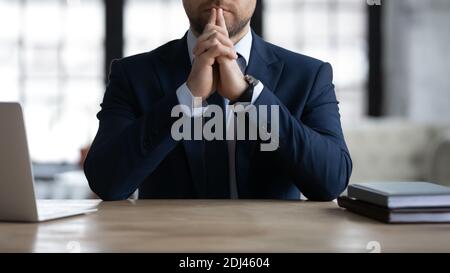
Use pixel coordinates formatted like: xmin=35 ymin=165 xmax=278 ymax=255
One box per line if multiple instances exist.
xmin=384 ymin=0 xmax=450 ymax=124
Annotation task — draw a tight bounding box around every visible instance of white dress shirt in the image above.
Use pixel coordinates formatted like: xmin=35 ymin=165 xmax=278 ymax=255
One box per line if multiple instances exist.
xmin=176 ymin=28 xmax=264 ymax=199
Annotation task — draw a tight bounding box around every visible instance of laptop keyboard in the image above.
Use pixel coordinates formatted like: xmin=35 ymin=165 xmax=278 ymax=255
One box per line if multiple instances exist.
xmin=37 ymin=206 xmax=74 ymax=214
xmin=36 ymin=202 xmax=96 ymax=219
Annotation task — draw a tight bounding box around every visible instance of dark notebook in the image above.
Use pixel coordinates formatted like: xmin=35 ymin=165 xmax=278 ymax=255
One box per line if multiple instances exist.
xmin=338 ymin=196 xmax=450 ymax=223
xmin=347 ymin=182 xmax=450 ymax=209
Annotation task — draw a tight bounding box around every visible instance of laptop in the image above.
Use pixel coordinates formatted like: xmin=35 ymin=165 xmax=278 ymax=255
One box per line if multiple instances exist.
xmin=0 ymin=102 xmax=97 ymax=222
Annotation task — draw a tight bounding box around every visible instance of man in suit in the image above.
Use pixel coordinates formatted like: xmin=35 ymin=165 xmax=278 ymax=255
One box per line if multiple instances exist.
xmin=84 ymin=0 xmax=352 ymax=201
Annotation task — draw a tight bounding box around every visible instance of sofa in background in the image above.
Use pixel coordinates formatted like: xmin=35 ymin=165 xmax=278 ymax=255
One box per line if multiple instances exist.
xmin=344 ymin=118 xmax=450 ymax=187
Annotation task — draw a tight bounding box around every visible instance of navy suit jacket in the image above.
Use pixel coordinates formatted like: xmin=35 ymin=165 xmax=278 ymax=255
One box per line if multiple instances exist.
xmin=84 ymin=31 xmax=352 ymax=201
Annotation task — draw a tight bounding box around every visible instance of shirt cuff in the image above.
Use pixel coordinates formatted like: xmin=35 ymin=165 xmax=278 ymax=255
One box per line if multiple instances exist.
xmin=176 ymin=82 xmax=208 ymax=118
xmin=251 ymin=81 xmax=264 ymax=104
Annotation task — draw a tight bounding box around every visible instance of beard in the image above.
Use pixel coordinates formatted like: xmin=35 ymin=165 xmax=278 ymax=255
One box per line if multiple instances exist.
xmin=189 ymin=14 xmax=251 ymax=38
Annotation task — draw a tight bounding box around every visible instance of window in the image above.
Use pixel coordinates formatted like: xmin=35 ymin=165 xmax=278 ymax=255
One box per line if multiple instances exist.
xmin=125 ymin=0 xmax=189 ymax=56
xmin=0 ymin=0 xmax=104 ymax=163
xmin=0 ymin=0 xmax=368 ymax=164
xmin=264 ymin=0 xmax=368 ymax=121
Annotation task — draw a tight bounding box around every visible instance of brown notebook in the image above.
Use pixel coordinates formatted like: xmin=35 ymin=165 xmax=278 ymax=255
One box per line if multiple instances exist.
xmin=337 ymin=196 xmax=450 ymax=224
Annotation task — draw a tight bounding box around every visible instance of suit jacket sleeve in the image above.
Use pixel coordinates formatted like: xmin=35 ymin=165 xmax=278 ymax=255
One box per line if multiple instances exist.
xmin=84 ymin=59 xmax=179 ymax=200
xmin=253 ymin=62 xmax=352 ymax=201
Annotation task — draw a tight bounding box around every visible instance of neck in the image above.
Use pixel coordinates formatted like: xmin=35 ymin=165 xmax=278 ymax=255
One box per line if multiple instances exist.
xmin=191 ymin=23 xmax=250 ymax=45
xmin=230 ymin=24 xmax=251 ymax=45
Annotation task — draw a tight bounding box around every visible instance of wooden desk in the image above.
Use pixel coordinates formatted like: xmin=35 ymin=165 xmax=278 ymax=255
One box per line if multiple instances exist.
xmin=1 ymin=200 xmax=450 ymax=253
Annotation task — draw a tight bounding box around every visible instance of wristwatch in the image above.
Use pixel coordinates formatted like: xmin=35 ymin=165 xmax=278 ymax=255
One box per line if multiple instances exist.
xmin=229 ymin=75 xmax=260 ymax=105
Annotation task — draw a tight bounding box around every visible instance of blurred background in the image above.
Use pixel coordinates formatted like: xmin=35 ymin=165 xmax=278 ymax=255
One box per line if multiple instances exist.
xmin=1 ymin=0 xmax=449 ymax=199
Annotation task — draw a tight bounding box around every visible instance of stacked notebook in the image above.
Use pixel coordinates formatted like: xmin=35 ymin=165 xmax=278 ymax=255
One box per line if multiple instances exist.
xmin=338 ymin=182 xmax=450 ymax=223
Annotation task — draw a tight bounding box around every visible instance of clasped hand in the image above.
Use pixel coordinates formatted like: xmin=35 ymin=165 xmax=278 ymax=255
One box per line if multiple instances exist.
xmin=186 ymin=8 xmax=248 ymax=102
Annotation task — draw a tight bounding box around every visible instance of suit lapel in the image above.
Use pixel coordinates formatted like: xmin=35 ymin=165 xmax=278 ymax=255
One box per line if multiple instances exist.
xmin=236 ymin=31 xmax=285 ymax=196
xmin=156 ymin=33 xmax=191 ymax=97
xmin=156 ymin=33 xmax=207 ymax=198
xmin=245 ymin=31 xmax=284 ymax=93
